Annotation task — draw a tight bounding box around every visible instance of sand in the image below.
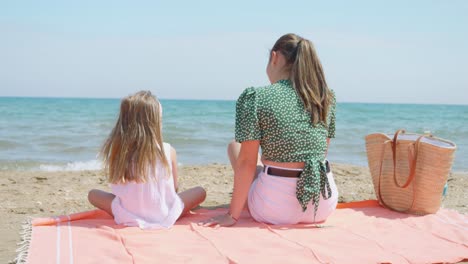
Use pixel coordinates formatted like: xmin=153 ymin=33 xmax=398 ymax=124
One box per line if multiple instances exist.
xmin=1 ymin=163 xmax=467 ymax=263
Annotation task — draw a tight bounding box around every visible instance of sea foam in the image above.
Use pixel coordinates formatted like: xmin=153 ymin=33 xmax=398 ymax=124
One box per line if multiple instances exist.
xmin=39 ymin=160 xmax=103 ymax=171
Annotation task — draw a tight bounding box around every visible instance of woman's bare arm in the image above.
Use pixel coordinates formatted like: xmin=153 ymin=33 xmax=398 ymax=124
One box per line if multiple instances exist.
xmin=199 ymin=140 xmax=260 ymax=227
xmin=229 ymin=140 xmax=260 ymax=219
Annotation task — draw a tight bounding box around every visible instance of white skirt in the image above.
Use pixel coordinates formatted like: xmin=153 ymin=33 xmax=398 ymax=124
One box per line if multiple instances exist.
xmin=248 ymin=165 xmax=338 ymax=225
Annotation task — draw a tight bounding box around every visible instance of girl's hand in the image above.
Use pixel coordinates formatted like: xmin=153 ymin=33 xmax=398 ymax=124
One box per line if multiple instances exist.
xmin=198 ymin=213 xmax=237 ymax=227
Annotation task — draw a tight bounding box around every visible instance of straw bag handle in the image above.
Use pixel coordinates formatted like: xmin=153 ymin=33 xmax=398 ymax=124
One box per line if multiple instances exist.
xmin=376 ymin=130 xmax=425 ymax=211
xmin=376 ymin=139 xmax=393 ymax=209
xmin=392 ymin=130 xmax=425 ymax=188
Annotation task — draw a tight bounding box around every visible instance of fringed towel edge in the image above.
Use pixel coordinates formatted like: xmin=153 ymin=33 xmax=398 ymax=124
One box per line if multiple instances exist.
xmin=13 ymin=218 xmax=32 ymax=264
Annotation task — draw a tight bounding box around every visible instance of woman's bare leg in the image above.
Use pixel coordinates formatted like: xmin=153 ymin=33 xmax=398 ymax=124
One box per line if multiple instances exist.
xmin=227 ymin=140 xmax=262 ymax=174
xmin=88 ymin=189 xmax=115 ymax=216
xmin=179 ymin=186 xmax=207 ymax=216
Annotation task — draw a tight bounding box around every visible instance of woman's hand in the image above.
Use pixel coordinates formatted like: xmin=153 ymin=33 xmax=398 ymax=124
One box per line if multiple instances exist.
xmin=198 ymin=213 xmax=237 ymax=227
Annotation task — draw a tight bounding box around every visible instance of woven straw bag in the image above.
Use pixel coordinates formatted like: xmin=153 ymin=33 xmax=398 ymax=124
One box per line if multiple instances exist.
xmin=365 ymin=130 xmax=456 ymax=215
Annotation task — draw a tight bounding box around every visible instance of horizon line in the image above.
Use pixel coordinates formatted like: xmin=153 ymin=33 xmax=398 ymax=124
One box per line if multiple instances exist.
xmin=0 ymin=95 xmax=467 ymax=106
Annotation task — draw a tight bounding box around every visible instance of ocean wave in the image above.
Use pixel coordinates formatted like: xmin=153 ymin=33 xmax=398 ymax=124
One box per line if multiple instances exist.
xmin=0 ymin=140 xmax=23 ymax=149
xmin=39 ymin=160 xmax=103 ymax=171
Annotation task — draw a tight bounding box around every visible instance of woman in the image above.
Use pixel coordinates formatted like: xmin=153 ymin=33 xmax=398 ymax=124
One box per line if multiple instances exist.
xmin=201 ymin=33 xmax=338 ymax=226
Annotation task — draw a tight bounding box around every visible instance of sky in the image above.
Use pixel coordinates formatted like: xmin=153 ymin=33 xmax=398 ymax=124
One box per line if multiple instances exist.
xmin=0 ymin=1 xmax=467 ymax=104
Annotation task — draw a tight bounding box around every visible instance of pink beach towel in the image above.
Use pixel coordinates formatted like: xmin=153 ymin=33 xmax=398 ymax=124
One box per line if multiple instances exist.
xmin=16 ymin=200 xmax=468 ymax=263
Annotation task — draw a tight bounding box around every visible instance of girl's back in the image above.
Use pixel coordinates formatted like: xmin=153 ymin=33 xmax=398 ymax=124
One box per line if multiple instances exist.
xmin=111 ymin=142 xmax=184 ymax=229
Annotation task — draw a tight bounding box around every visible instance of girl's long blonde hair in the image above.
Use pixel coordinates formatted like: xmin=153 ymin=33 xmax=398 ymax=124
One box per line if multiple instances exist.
xmin=101 ymin=90 xmax=170 ymax=184
xmin=272 ymin=33 xmax=332 ymax=125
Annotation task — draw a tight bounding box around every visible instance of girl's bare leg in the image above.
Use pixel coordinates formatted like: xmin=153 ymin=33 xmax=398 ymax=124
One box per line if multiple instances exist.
xmin=88 ymin=189 xmax=115 ymax=216
xmin=179 ymin=186 xmax=207 ymax=216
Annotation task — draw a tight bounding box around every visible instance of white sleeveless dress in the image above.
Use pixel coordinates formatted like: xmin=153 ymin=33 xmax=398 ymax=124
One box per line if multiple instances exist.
xmin=110 ymin=143 xmax=184 ymax=229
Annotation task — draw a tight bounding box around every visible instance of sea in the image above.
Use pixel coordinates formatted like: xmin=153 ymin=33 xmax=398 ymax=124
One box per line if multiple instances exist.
xmin=0 ymin=97 xmax=467 ymax=172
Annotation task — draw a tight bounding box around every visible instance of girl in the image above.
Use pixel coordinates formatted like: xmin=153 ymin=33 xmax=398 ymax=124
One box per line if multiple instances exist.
xmin=88 ymin=91 xmax=206 ymax=229
xmin=201 ymin=33 xmax=338 ymax=227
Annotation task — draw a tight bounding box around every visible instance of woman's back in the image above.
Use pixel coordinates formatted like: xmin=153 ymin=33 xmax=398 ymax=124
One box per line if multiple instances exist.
xmin=111 ymin=143 xmax=184 ymax=229
xmin=236 ymin=79 xmax=336 ymax=163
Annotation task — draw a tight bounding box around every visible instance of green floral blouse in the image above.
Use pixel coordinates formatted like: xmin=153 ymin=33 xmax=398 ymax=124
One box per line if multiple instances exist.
xmin=235 ymin=79 xmax=336 ymax=218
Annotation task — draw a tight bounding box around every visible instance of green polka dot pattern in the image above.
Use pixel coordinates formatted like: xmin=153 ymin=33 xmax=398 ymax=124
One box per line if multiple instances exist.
xmin=235 ymin=79 xmax=336 ymax=219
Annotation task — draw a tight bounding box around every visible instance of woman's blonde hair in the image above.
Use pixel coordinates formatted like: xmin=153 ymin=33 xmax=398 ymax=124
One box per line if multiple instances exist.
xmin=271 ymin=33 xmax=332 ymax=124
xmin=101 ymin=90 xmax=170 ymax=184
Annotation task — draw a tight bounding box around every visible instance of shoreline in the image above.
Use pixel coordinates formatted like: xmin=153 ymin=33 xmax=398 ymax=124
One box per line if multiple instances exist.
xmin=1 ymin=163 xmax=466 ymax=263
xmin=4 ymin=166 xmax=468 ymax=175
xmin=2 ymin=160 xmax=468 ymax=175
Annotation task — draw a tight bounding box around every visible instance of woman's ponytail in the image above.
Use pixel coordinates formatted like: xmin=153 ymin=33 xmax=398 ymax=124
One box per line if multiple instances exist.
xmin=272 ymin=33 xmax=331 ymax=125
